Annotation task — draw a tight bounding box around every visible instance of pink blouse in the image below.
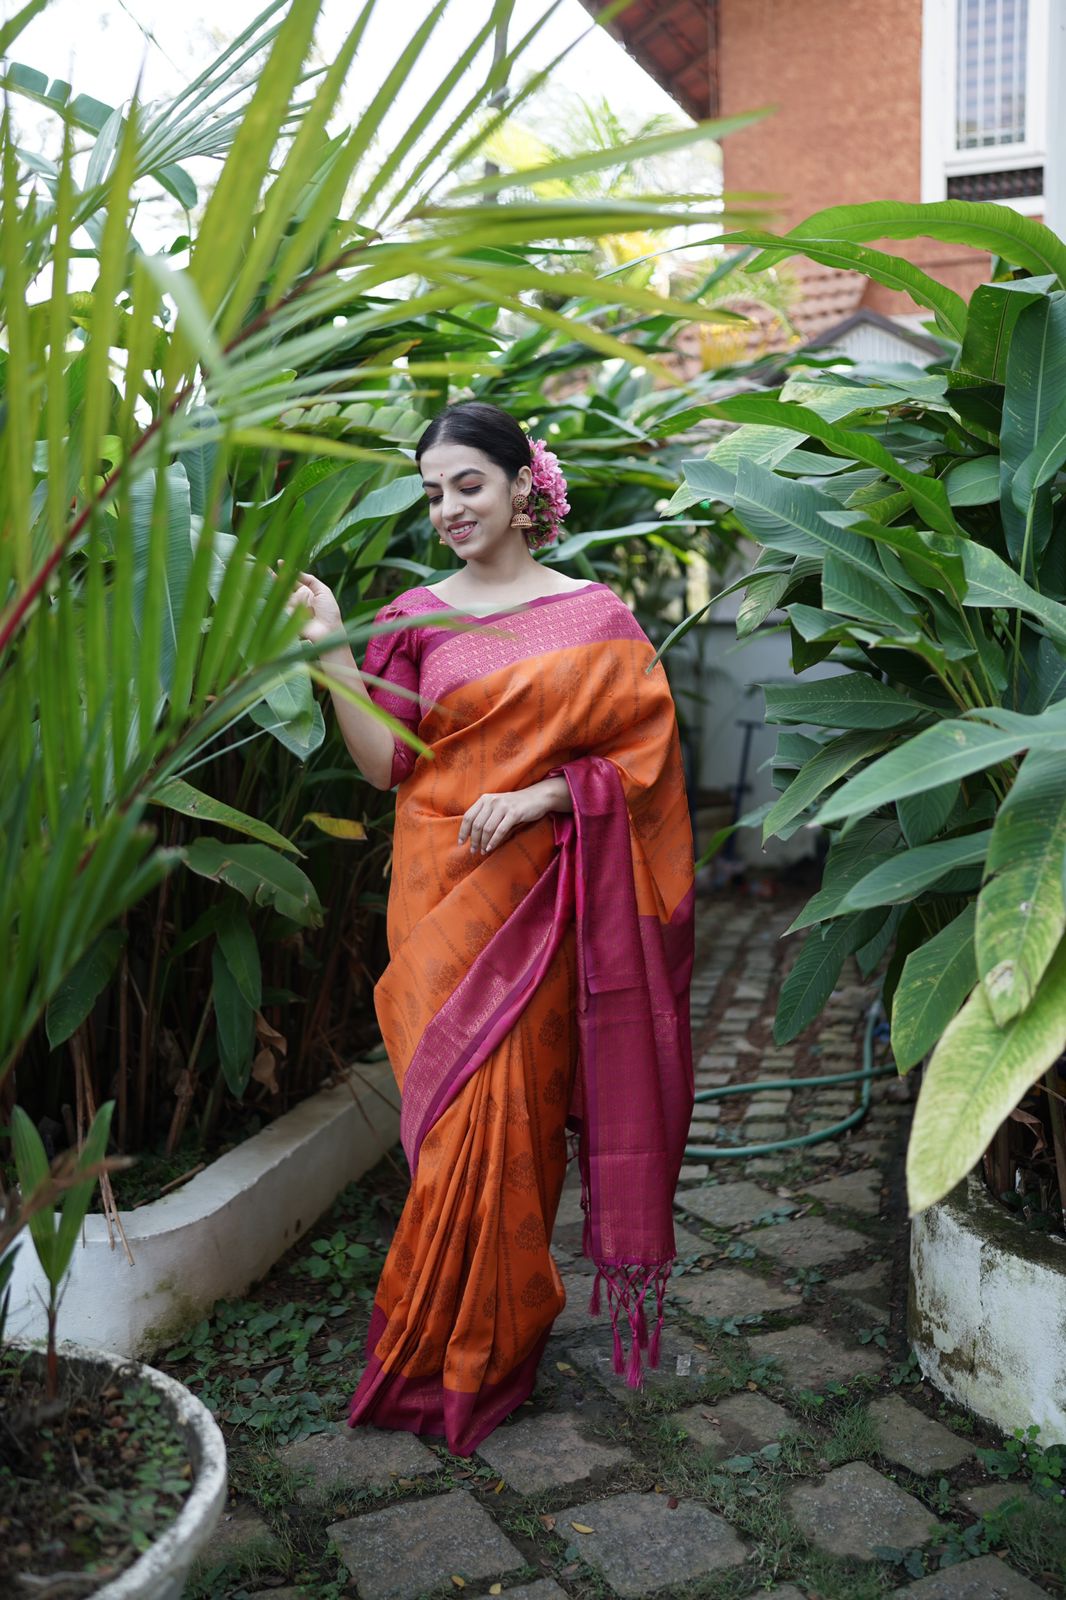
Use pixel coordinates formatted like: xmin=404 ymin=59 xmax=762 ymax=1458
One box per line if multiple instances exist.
xmin=360 ymin=584 xmax=610 ymax=788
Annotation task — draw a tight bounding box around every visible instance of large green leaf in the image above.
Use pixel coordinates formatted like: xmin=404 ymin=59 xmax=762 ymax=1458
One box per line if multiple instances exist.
xmin=959 ymin=541 xmax=1066 ymax=645
xmin=763 ymin=674 xmax=925 ymax=730
xmin=216 ymin=900 xmax=262 ymax=1014
xmin=183 ymin=839 xmax=323 ymax=927
xmin=943 ymin=456 xmax=999 ymax=506
xmin=716 ymin=228 xmax=967 ymax=341
xmin=129 ymin=462 xmax=194 ymax=694
xmin=891 ymin=902 xmax=977 ymax=1073
xmin=713 ymin=394 xmax=960 ymax=538
xmin=999 ymin=294 xmax=1066 ymax=569
xmin=897 ymin=781 xmax=960 ymax=846
xmin=907 ymin=938 xmax=1066 ymax=1214
xmin=959 ymin=276 xmax=1056 ymax=384
xmin=747 ymin=201 xmax=1066 ymax=287
xmin=786 ymin=815 xmax=901 ymax=931
xmin=212 ymin=941 xmax=255 ymax=1098
xmin=45 ymin=928 xmax=126 ymax=1047
xmin=818 ymin=718 xmax=1050 ymax=824
xmin=821 ymin=551 xmax=920 ymax=633
xmin=150 ymin=776 xmax=300 ymax=854
xmin=732 ymin=459 xmax=877 ymax=565
xmin=841 ymin=829 xmax=991 ymax=910
xmin=1012 ymin=390 xmax=1066 ymax=513
xmin=775 ymin=909 xmax=888 ymax=1044
xmin=762 ymin=728 xmax=894 ymax=840
xmin=976 ymin=749 xmax=1066 ymax=1025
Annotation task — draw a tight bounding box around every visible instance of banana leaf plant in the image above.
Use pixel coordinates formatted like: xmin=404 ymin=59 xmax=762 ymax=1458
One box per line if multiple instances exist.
xmin=0 ymin=0 xmax=772 ymax=1112
xmin=662 ymin=200 xmax=1066 ymax=1217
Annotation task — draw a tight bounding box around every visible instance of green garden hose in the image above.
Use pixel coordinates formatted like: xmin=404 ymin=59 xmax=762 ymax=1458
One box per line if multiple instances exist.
xmin=684 ymin=1002 xmax=895 ymax=1160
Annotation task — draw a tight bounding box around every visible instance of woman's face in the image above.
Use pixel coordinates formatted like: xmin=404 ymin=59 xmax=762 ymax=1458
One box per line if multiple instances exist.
xmin=420 ymin=441 xmax=533 ymax=563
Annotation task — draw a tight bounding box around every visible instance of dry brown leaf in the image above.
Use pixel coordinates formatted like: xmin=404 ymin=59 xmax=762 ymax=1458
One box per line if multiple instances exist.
xmin=251 ymin=1049 xmax=279 ymax=1094
xmin=539 ymin=1514 xmax=556 ymax=1531
xmin=451 ymin=1579 xmax=465 ymax=1590
xmin=254 ymin=1011 xmax=288 ymax=1056
xmin=494 ymin=1478 xmax=505 ymax=1494
xmin=555 ymin=1361 xmax=574 ymax=1373
xmin=746 ymin=1380 xmax=759 ymax=1390
xmin=571 ymin=1522 xmax=595 ymax=1535
xmin=489 ymin=1587 xmax=503 ymax=1597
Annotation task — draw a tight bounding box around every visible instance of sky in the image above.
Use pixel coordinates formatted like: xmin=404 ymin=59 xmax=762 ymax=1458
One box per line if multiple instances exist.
xmin=5 ymin=0 xmax=685 ymax=151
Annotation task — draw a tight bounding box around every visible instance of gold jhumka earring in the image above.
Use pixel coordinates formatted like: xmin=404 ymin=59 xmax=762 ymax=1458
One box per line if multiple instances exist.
xmin=509 ymin=493 xmax=533 ymax=530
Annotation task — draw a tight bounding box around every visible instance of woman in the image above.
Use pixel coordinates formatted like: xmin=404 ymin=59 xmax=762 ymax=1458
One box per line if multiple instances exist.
xmin=287 ymin=401 xmax=694 ymax=1456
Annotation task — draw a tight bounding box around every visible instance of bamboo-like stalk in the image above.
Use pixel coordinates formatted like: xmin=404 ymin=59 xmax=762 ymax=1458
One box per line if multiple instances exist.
xmin=1044 ymin=1065 xmax=1066 ymax=1232
xmin=165 ymin=990 xmax=214 ymax=1158
xmin=117 ymin=917 xmax=129 ymax=1152
xmin=70 ymin=1026 xmax=134 ymax=1265
xmin=136 ymin=826 xmax=172 ymax=1147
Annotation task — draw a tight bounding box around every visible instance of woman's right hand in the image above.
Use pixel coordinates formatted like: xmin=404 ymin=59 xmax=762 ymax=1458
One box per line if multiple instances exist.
xmin=280 ymin=566 xmax=345 ymax=649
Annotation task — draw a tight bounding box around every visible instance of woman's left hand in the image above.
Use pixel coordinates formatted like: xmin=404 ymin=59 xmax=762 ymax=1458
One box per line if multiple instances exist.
xmin=458 ymin=780 xmax=565 ymax=855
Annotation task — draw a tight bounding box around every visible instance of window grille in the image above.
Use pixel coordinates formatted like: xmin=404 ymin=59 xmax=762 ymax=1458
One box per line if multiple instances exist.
xmin=956 ymin=0 xmax=1029 ymax=148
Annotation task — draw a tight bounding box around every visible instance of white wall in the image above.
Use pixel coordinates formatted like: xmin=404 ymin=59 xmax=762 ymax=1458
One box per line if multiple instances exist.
xmin=670 ymin=570 xmax=846 ymax=870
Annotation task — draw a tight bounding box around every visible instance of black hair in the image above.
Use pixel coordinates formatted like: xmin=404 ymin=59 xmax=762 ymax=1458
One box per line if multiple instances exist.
xmin=415 ymin=400 xmax=531 ymax=483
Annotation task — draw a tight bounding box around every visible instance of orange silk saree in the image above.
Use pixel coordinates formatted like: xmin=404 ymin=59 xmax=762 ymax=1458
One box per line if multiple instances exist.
xmin=346 ymin=582 xmax=694 ymax=1455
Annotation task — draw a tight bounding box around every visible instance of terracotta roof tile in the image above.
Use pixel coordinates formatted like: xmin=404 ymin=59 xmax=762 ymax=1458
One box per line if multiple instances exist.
xmin=576 ymin=0 xmax=720 ymax=120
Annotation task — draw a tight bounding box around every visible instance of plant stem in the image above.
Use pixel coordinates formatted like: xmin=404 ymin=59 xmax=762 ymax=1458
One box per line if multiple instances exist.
xmin=1044 ymin=1066 xmax=1066 ymax=1232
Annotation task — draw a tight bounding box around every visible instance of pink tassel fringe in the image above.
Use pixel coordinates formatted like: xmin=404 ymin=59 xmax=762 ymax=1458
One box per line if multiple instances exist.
xmin=587 ymin=1261 xmax=673 ymax=1390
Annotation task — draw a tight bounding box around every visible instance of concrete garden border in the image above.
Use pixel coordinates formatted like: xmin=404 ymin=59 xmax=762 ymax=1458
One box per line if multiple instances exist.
xmin=909 ymin=1171 xmax=1066 ymax=1444
xmin=8 ymin=1058 xmax=400 ymax=1359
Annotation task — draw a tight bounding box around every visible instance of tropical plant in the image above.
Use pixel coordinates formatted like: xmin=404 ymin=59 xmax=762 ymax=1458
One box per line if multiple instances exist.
xmin=4 ymin=1101 xmax=123 ymax=1390
xmin=1 ymin=0 xmax=769 ymax=1190
xmin=662 ymin=200 xmax=1066 ymax=1216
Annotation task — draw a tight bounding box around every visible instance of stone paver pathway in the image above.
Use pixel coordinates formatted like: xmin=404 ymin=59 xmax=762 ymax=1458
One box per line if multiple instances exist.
xmin=188 ymin=893 xmax=1063 ymax=1600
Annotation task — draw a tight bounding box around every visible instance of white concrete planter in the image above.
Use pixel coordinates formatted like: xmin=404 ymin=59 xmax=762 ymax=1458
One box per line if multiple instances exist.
xmin=909 ymin=1172 xmax=1066 ymax=1444
xmin=10 ymin=1338 xmax=227 ymax=1600
xmin=8 ymin=1057 xmax=399 ymax=1359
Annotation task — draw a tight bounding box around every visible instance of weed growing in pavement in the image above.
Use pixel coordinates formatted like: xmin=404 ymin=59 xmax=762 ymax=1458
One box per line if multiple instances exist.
xmin=871 ymin=1543 xmax=928 ymax=1580
xmin=936 ymin=1400 xmax=974 ymax=1433
xmin=750 ymin=1206 xmax=800 ymax=1227
xmin=889 ymin=1349 xmax=922 ymax=1386
xmin=857 ymin=1324 xmax=889 ymax=1351
xmin=822 ymin=1401 xmax=879 ymax=1466
xmin=982 ymin=1493 xmax=1066 ymax=1585
xmin=297 ymin=1229 xmax=378 ymax=1294
xmin=978 ymin=1425 xmax=1066 ymax=1498
xmin=703 ymin=1313 xmax=765 ymax=1339
xmin=784 ymin=1266 xmax=825 ymax=1301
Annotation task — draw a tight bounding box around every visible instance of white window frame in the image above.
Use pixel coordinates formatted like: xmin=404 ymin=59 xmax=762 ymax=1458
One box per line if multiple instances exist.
xmin=921 ymin=0 xmax=1048 ymax=214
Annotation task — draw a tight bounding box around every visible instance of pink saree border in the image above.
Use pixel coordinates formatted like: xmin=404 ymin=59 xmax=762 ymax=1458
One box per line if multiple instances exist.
xmin=348 ymin=1304 xmax=550 ymax=1457
xmin=399 ymin=814 xmax=576 ymax=1170
xmin=418 ymin=586 xmax=647 ymax=709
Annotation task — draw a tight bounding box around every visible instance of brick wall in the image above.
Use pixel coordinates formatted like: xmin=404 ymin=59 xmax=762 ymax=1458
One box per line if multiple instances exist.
xmin=717 ymin=0 xmax=990 ymax=313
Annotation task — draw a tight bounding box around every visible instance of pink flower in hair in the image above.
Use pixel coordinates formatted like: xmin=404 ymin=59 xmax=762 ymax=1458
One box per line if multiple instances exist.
xmin=526 ymin=434 xmax=570 ymax=549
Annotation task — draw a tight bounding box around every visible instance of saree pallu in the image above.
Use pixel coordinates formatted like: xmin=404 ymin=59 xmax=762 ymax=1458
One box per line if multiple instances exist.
xmin=346 ymin=583 xmax=694 ymax=1455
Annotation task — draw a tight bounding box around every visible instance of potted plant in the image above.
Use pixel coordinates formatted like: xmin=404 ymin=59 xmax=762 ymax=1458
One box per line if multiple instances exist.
xmin=2 ymin=1099 xmax=228 ymax=1596
xmin=661 ymin=200 xmax=1066 ymax=1436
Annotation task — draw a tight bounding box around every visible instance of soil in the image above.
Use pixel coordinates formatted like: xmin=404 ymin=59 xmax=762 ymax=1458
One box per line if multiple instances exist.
xmin=0 ymin=1346 xmax=192 ymax=1597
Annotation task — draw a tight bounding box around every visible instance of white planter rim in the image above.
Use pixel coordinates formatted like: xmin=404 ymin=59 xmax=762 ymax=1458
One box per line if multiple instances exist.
xmin=9 ymin=1336 xmax=227 ymax=1600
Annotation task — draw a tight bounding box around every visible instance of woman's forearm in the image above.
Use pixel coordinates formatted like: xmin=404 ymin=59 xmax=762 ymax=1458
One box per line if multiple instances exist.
xmin=530 ymin=775 xmax=573 ymax=814
xmin=319 ymin=642 xmax=398 ymax=790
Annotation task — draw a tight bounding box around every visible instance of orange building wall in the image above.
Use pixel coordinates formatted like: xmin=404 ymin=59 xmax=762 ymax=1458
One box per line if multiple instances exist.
xmin=717 ymin=0 xmax=991 ymax=313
